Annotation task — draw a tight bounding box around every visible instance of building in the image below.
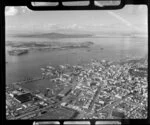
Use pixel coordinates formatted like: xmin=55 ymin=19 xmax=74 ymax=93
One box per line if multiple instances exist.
xmin=112 ymin=110 xmax=125 ymax=119
xmin=44 ymin=88 xmax=50 ymax=97
xmin=115 ymin=94 xmax=122 ymax=99
xmin=14 ymin=93 xmax=33 ymax=104
xmin=58 ymin=87 xmax=72 ymax=97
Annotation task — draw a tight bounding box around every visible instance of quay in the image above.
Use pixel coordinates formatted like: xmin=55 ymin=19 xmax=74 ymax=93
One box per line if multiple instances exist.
xmin=12 ymin=76 xmax=46 ymax=85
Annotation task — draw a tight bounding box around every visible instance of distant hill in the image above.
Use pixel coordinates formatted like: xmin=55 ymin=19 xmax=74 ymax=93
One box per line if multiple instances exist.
xmin=13 ymin=32 xmax=93 ymax=39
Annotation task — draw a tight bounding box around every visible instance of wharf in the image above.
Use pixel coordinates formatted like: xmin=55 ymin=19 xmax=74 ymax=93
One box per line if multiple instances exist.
xmin=12 ymin=77 xmax=45 ymax=85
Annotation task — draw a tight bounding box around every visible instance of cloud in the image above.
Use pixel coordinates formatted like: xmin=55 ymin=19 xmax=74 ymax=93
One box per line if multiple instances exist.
xmin=5 ymin=7 xmax=18 ymax=16
xmin=50 ymin=24 xmax=84 ymax=30
xmin=20 ymin=7 xmax=32 ymax=13
xmin=5 ymin=7 xmax=32 ymax=16
xmin=66 ymin=24 xmax=83 ymax=29
xmin=94 ymin=1 xmax=141 ymax=32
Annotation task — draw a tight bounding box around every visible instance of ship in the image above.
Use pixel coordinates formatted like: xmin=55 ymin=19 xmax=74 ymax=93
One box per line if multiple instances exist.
xmin=8 ymin=49 xmax=28 ymax=56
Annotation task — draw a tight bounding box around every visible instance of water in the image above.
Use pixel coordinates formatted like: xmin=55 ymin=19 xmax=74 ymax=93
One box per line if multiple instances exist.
xmin=6 ymin=37 xmax=147 ymax=90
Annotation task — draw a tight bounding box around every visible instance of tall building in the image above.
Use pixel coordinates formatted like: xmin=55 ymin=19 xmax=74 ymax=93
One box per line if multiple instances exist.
xmin=44 ymin=88 xmax=50 ymax=97
xmin=44 ymin=88 xmax=54 ymax=97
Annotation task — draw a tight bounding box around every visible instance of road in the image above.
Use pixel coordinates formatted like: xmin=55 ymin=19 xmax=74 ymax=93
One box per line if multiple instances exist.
xmin=12 ymin=78 xmax=79 ymax=119
xmin=96 ymin=93 xmax=133 ymax=118
xmin=124 ymin=99 xmax=145 ymax=117
xmin=88 ymin=81 xmax=105 ymax=112
xmin=12 ymin=104 xmax=53 ymax=119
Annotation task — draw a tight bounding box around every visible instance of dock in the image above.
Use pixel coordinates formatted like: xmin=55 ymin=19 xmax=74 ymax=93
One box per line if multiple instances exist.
xmin=12 ymin=77 xmax=45 ymax=85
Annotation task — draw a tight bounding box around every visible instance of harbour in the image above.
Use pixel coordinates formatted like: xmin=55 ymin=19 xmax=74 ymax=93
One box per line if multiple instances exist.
xmin=6 ymin=37 xmax=147 ymax=85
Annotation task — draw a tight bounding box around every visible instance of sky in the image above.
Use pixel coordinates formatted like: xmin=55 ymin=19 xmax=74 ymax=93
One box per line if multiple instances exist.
xmin=5 ymin=3 xmax=147 ymax=34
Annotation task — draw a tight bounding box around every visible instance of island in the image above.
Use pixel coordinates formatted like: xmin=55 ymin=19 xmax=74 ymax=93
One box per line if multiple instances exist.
xmin=8 ymin=49 xmax=28 ymax=56
xmin=6 ymin=41 xmax=94 ymax=55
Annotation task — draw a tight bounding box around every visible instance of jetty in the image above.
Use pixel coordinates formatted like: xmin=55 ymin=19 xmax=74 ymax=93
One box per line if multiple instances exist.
xmin=12 ymin=77 xmax=45 ymax=85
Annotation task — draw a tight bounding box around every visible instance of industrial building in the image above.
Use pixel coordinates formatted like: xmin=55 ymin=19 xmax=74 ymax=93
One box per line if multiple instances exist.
xmin=58 ymin=86 xmax=72 ymax=97
xmin=14 ymin=93 xmax=33 ymax=104
xmin=112 ymin=110 xmax=125 ymax=118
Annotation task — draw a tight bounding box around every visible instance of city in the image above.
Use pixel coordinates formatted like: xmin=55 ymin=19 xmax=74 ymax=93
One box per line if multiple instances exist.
xmin=6 ymin=57 xmax=148 ymax=119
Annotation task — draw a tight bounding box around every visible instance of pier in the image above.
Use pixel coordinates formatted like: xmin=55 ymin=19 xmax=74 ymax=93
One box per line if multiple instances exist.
xmin=12 ymin=76 xmax=46 ymax=85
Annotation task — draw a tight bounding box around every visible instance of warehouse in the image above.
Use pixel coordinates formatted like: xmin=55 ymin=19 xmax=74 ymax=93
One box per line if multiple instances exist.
xmin=58 ymin=86 xmax=72 ymax=97
xmin=14 ymin=93 xmax=33 ymax=104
